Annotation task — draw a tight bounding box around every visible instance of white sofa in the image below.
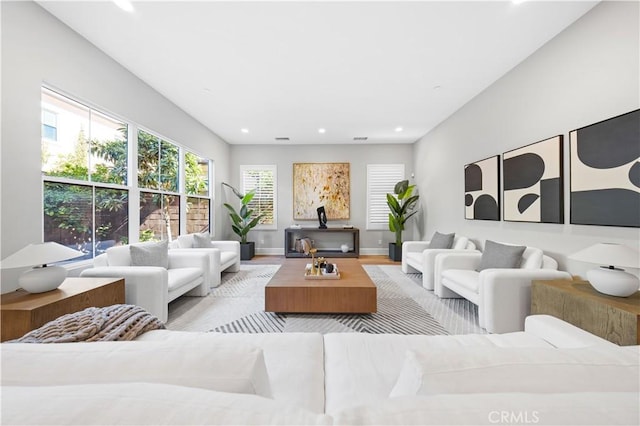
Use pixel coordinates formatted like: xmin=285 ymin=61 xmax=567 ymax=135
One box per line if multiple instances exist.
xmin=169 ymin=233 xmax=241 ymax=288
xmin=402 ymin=234 xmax=477 ymax=290
xmin=434 ymin=244 xmax=572 ymax=333
xmin=2 ymin=315 xmax=638 ymax=425
xmin=80 ymin=243 xmax=210 ymax=322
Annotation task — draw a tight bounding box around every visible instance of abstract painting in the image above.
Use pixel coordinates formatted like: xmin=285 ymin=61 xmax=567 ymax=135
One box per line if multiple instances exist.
xmin=293 ymin=163 xmax=350 ymax=220
xmin=570 ymin=109 xmax=640 ymax=227
xmin=503 ymin=135 xmax=564 ymax=223
xmin=464 ymin=155 xmax=500 ymax=220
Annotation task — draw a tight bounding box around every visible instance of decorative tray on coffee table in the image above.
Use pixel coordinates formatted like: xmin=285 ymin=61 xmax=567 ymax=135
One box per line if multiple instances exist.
xmin=304 ymin=263 xmax=341 ymax=280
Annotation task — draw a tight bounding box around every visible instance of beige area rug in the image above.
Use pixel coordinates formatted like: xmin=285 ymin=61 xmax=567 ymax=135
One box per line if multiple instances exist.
xmin=166 ymin=264 xmax=485 ymax=335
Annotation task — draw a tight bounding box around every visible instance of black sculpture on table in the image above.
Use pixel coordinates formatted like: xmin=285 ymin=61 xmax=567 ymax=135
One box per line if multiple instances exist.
xmin=317 ymin=206 xmax=327 ymax=229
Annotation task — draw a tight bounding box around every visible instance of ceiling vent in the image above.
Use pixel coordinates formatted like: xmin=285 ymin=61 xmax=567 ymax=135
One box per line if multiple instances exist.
xmin=353 ymin=137 xmax=368 ymax=141
xmin=275 ymin=137 xmax=290 ymax=141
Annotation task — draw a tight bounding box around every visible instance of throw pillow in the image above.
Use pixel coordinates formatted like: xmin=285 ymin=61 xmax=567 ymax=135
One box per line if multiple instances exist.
xmin=130 ymin=240 xmax=169 ymax=268
xmin=3 ymin=340 xmax=273 ymax=398
xmin=429 ymin=232 xmax=454 ymax=249
xmin=477 ymin=240 xmax=525 ymax=271
xmin=193 ymin=232 xmax=213 ymax=248
xmin=388 ymin=347 xmax=639 ymax=398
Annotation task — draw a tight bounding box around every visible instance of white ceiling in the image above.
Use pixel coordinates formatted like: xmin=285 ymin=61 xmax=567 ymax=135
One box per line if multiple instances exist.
xmin=38 ymin=1 xmax=598 ymax=145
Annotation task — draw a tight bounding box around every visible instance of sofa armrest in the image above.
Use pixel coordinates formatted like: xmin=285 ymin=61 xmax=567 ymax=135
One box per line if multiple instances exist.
xmin=168 ymin=252 xmax=210 ymax=288
xmin=422 ymin=249 xmax=479 ymax=290
xmin=209 ymin=241 xmax=240 ymax=255
xmin=525 ymin=315 xmax=618 ymax=348
xmin=210 ymin=241 xmax=241 ymax=273
xmin=433 ymin=252 xmax=482 ymax=297
xmin=480 ymin=269 xmax=571 ymax=334
xmin=401 ymin=241 xmax=431 ymax=273
xmin=80 ymin=266 xmax=169 ymax=322
xmin=93 ymin=253 xmax=109 ymax=267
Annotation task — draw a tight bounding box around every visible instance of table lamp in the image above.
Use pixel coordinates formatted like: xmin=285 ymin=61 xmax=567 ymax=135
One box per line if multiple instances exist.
xmin=569 ymin=243 xmax=640 ymax=297
xmin=1 ymin=242 xmax=84 ymax=293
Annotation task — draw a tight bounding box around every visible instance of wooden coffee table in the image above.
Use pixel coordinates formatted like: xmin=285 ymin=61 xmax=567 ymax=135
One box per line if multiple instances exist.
xmin=265 ymin=258 xmax=377 ymax=313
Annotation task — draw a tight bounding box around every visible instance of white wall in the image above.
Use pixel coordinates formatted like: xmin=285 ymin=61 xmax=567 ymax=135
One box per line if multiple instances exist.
xmin=414 ymin=1 xmax=640 ymax=278
xmin=228 ymin=144 xmax=415 ymax=254
xmin=1 ymin=2 xmax=231 ymax=292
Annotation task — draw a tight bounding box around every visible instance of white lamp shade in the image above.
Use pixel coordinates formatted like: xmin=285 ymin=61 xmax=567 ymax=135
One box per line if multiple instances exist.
xmin=1 ymin=242 xmax=84 ymax=269
xmin=569 ymin=243 xmax=640 ymax=269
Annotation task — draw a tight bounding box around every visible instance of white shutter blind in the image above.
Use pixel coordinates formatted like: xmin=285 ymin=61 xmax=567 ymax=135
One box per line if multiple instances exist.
xmin=366 ymin=164 xmax=405 ymax=230
xmin=240 ymin=165 xmax=277 ymax=229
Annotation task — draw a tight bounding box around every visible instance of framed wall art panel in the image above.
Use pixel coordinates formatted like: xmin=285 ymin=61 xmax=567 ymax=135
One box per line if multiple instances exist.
xmin=293 ymin=162 xmax=350 ymax=220
xmin=464 ymin=155 xmax=500 ymax=221
xmin=503 ymin=135 xmax=564 ymax=223
xmin=570 ymin=109 xmax=640 ymax=227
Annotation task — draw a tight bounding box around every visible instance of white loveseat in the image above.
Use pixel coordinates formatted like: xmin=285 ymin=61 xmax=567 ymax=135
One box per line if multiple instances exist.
xmin=434 ymin=243 xmax=571 ymax=333
xmin=402 ymin=234 xmax=477 ymax=290
xmin=2 ymin=315 xmax=638 ymax=425
xmin=80 ymin=243 xmax=210 ymax=322
xmin=169 ymin=233 xmax=241 ymax=288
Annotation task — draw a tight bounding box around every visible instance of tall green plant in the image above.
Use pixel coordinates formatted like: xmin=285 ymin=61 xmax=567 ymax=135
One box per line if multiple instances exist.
xmin=222 ymin=182 xmax=264 ymax=244
xmin=387 ymin=180 xmax=419 ymax=246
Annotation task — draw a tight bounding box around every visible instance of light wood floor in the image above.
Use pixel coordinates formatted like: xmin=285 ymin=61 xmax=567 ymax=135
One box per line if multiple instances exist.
xmin=243 ymin=255 xmax=400 ymax=265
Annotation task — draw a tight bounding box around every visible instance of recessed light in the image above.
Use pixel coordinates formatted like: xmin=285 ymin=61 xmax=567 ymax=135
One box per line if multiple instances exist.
xmin=318 ymin=128 xmax=326 ymax=134
xmin=395 ymin=127 xmax=403 ymax=132
xmin=354 ymin=137 xmax=368 ymax=141
xmin=432 ymin=85 xmax=442 ymax=90
xmin=275 ymin=137 xmax=290 ymax=141
xmin=112 ymin=0 xmax=134 ymax=12
xmin=241 ymin=128 xmax=249 ymax=134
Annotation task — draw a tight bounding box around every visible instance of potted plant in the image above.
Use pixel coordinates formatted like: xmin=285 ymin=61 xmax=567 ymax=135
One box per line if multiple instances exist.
xmin=387 ymin=179 xmax=419 ymax=261
xmin=222 ymin=182 xmax=264 ymax=260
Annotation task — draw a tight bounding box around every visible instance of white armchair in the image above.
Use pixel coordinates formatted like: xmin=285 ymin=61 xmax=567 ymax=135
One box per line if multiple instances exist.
xmin=80 ymin=243 xmax=210 ymax=322
xmin=402 ymin=234 xmax=477 ymax=290
xmin=169 ymin=233 xmax=241 ymax=288
xmin=434 ymin=244 xmax=571 ymax=334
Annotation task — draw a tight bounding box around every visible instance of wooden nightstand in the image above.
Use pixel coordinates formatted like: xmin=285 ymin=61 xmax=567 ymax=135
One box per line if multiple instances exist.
xmin=1 ymin=277 xmax=125 ymax=342
xmin=531 ymin=279 xmax=640 ymax=346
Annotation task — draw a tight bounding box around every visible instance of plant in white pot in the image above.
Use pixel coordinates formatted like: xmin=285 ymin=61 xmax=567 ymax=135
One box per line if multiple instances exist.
xmin=387 ymin=179 xmax=419 ymax=261
xmin=222 ymin=182 xmax=264 ymax=260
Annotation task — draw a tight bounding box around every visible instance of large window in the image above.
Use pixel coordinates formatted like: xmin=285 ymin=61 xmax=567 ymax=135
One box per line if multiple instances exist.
xmin=42 ymin=87 xmax=213 ymax=259
xmin=41 ymin=88 xmax=130 ymax=258
xmin=366 ymin=164 xmax=405 ymax=230
xmin=240 ymin=165 xmax=276 ymax=229
xmin=137 ymin=129 xmax=181 ymax=241
xmin=185 ymin=151 xmax=211 ymax=233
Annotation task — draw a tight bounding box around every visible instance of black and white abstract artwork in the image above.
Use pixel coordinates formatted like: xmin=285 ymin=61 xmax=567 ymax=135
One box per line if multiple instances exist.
xmin=570 ymin=109 xmax=640 ymax=227
xmin=503 ymin=135 xmax=563 ymax=223
xmin=465 ymin=155 xmax=500 ymax=220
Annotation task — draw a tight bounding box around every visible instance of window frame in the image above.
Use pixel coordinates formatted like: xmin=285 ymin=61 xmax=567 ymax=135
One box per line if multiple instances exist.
xmin=366 ymin=164 xmax=406 ymax=230
xmin=239 ymin=164 xmax=277 ymax=231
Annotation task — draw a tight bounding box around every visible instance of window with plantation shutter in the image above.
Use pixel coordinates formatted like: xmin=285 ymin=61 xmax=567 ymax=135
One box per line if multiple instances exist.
xmin=366 ymin=164 xmax=405 ymax=230
xmin=240 ymin=165 xmax=277 ymax=229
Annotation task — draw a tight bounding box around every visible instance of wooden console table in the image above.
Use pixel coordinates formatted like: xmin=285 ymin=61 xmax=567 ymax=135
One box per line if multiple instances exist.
xmin=285 ymin=227 xmax=360 ymax=258
xmin=1 ymin=277 xmax=125 ymax=342
xmin=531 ymin=279 xmax=640 ymax=346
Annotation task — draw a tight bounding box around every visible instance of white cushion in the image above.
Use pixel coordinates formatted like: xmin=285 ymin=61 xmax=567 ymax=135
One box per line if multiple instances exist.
xmin=167 ymin=267 xmax=202 ymax=291
xmin=441 ymin=269 xmax=479 ymax=292
xmin=137 ymin=330 xmax=326 ymax=414
xmin=106 ymin=245 xmax=132 ymax=266
xmin=334 ymin=392 xmax=640 ymax=426
xmin=521 ymin=246 xmax=544 ymax=269
xmin=3 ymin=383 xmax=331 ymax=426
xmin=177 ymin=233 xmax=195 ymax=248
xmin=2 ymin=340 xmax=273 ymax=398
xmin=389 ymin=346 xmax=640 ymax=397
xmin=405 ymin=252 xmax=422 ymax=265
xmin=452 ymin=235 xmax=469 ymax=250
xmin=220 ymin=251 xmax=237 ymax=266
xmin=193 ymin=232 xmax=213 ymax=248
xmin=130 ymin=240 xmax=169 ymax=268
